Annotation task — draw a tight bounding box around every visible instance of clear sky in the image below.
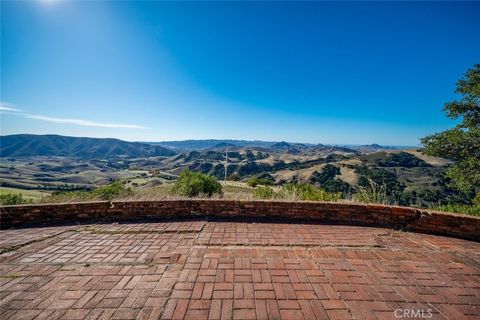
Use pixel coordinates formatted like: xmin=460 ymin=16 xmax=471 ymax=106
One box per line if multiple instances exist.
xmin=1 ymin=1 xmax=479 ymax=145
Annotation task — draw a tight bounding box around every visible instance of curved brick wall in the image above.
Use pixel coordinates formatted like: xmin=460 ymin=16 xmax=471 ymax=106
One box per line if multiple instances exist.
xmin=1 ymin=200 xmax=479 ymax=241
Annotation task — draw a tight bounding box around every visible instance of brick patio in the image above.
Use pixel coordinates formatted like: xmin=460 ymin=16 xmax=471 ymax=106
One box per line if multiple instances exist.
xmin=1 ymin=220 xmax=479 ymax=319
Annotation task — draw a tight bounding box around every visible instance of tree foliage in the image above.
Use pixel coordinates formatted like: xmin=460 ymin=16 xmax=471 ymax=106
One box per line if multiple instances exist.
xmin=309 ymin=164 xmax=352 ymax=196
xmin=172 ymin=170 xmax=222 ymax=197
xmin=422 ymin=64 xmax=480 ymax=194
xmin=376 ymin=152 xmax=430 ymax=168
xmin=356 ymin=166 xmax=404 ymax=196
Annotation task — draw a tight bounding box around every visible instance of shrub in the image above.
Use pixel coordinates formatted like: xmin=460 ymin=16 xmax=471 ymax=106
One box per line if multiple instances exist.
xmin=246 ymin=177 xmax=274 ymax=188
xmin=253 ymin=186 xmax=275 ymax=199
xmin=277 ymin=183 xmax=341 ymax=202
xmin=172 ymin=170 xmax=222 ymax=197
xmin=0 ymin=193 xmax=31 ymax=205
xmin=474 ymin=192 xmax=480 ymax=206
xmin=246 ymin=178 xmax=258 ymax=187
xmin=354 ymin=180 xmax=393 ymax=205
xmin=322 ymin=179 xmax=352 ymax=195
xmin=431 ymin=204 xmax=480 ymax=216
xmin=227 ymin=173 xmax=240 ymax=181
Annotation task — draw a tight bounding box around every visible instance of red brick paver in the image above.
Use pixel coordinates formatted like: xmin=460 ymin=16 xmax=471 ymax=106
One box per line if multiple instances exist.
xmin=1 ymin=221 xmax=479 ymax=319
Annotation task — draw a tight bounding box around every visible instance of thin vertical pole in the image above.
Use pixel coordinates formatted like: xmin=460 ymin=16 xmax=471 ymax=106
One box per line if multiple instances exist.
xmin=225 ymin=142 xmax=228 ymax=182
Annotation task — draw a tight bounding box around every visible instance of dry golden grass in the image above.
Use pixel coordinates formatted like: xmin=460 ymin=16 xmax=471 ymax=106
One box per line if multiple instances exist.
xmin=404 ymin=149 xmax=452 ymax=167
xmin=338 ymin=165 xmax=359 ymax=185
xmin=272 ymin=163 xmax=326 ymax=183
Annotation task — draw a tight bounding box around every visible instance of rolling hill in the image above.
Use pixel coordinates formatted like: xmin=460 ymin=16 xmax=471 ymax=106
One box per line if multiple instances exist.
xmin=151 ymin=139 xmax=278 ymax=151
xmin=0 ymin=134 xmax=176 ymax=158
xmin=0 ymin=134 xmax=464 ymax=208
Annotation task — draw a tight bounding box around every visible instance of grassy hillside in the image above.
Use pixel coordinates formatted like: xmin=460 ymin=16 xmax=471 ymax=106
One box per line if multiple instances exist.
xmin=0 ymin=134 xmax=175 ymax=158
xmin=0 ymin=135 xmax=472 ymax=210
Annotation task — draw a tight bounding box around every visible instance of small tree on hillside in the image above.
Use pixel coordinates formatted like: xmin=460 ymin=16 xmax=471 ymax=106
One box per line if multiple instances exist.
xmin=172 ymin=170 xmax=222 ymax=197
xmin=421 ymin=64 xmax=480 ymax=195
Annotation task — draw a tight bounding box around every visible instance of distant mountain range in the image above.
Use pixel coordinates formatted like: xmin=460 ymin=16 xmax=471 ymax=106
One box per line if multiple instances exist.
xmin=150 ymin=139 xmax=283 ymax=151
xmin=0 ymin=134 xmax=412 ymax=159
xmin=152 ymin=139 xmax=410 ymax=152
xmin=0 ymin=134 xmax=175 ymax=158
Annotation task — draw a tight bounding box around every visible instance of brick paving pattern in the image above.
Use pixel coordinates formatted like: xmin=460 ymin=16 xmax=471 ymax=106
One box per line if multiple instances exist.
xmin=1 ymin=221 xmax=479 ymax=319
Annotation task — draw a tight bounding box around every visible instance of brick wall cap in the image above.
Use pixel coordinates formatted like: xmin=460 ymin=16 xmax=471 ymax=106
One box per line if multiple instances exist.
xmin=1 ymin=199 xmax=478 ymax=220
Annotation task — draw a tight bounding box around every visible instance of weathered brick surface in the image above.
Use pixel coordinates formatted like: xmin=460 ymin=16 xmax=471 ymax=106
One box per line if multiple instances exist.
xmin=0 ymin=221 xmax=479 ymax=319
xmin=1 ymin=200 xmax=479 ymax=241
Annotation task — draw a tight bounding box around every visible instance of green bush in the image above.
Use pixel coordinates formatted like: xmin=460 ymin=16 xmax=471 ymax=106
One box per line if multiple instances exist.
xmin=246 ymin=177 xmax=274 ymax=187
xmin=246 ymin=179 xmax=259 ymax=187
xmin=431 ymin=204 xmax=480 ymax=216
xmin=172 ymin=170 xmax=222 ymax=197
xmin=253 ymin=186 xmax=275 ymax=199
xmin=474 ymin=192 xmax=480 ymax=206
xmin=277 ymin=183 xmax=341 ymax=201
xmin=0 ymin=193 xmax=32 ymax=205
xmin=227 ymin=173 xmax=240 ymax=181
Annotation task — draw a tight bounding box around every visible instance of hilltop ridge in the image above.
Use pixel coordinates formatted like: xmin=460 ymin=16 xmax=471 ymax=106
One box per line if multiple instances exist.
xmin=0 ymin=134 xmax=175 ymax=158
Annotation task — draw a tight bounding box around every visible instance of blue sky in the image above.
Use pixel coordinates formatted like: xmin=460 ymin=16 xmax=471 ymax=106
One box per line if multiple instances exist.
xmin=1 ymin=1 xmax=479 ymax=145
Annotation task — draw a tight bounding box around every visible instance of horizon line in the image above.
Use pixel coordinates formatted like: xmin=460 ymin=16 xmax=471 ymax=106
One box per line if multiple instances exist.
xmin=0 ymin=133 xmax=420 ymax=148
